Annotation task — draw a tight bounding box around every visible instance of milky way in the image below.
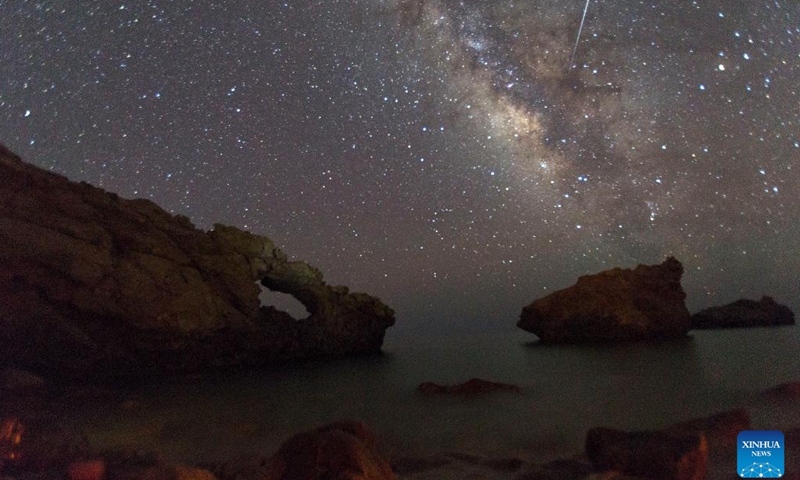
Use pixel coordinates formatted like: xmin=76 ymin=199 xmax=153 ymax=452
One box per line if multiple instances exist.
xmin=1 ymin=0 xmax=798 ymax=334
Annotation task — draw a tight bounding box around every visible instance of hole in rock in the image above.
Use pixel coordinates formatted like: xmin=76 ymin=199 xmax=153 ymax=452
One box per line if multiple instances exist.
xmin=257 ymin=281 xmax=310 ymax=320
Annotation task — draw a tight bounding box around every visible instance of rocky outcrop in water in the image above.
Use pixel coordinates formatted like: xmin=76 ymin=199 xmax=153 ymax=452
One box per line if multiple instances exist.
xmin=691 ymin=296 xmax=795 ymax=329
xmin=0 ymin=144 xmax=394 ymax=379
xmin=417 ymin=378 xmax=521 ymax=396
xmin=517 ymin=257 xmax=691 ymax=343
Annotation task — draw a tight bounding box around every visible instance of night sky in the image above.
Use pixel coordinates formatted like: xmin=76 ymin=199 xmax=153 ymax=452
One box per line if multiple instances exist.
xmin=2 ymin=1 xmax=798 ymax=335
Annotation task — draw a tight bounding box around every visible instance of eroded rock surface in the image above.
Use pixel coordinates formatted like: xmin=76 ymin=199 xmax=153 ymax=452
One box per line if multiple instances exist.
xmin=691 ymin=296 xmax=795 ymax=329
xmin=0 ymin=144 xmax=394 ymax=379
xmin=518 ymin=258 xmax=690 ymax=343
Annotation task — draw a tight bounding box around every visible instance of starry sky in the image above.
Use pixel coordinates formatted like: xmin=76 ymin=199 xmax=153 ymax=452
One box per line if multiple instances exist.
xmin=2 ymin=0 xmax=798 ymax=336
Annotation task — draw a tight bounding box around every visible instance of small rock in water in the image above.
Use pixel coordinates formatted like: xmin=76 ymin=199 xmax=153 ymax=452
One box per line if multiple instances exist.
xmin=417 ymin=378 xmax=521 ymax=396
xmin=691 ymin=296 xmax=795 ymax=329
xmin=761 ymin=382 xmax=800 ymax=400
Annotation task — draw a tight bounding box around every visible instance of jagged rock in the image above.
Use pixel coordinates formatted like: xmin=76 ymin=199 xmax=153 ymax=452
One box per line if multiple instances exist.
xmin=417 ymin=378 xmax=521 ymax=396
xmin=518 ymin=258 xmax=690 ymax=343
xmin=263 ymin=421 xmax=396 ymax=480
xmin=691 ymin=296 xmax=795 ymax=329
xmin=586 ymin=427 xmax=708 ymax=480
xmin=0 ymin=144 xmax=394 ymax=379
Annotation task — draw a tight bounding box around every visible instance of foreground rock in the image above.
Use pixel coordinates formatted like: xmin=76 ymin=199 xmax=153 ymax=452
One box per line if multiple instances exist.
xmin=417 ymin=378 xmax=521 ymax=396
xmin=691 ymin=296 xmax=795 ymax=329
xmin=586 ymin=428 xmax=708 ymax=480
xmin=518 ymin=258 xmax=690 ymax=343
xmin=0 ymin=144 xmax=394 ymax=379
xmin=666 ymin=409 xmax=750 ymax=455
xmin=583 ymin=410 xmax=750 ymax=480
xmin=0 ymin=415 xmax=89 ymax=474
xmin=263 ymin=421 xmax=396 ymax=480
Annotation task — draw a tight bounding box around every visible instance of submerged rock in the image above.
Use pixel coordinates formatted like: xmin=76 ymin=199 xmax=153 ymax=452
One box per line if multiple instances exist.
xmin=690 ymin=296 xmax=795 ymax=329
xmin=417 ymin=378 xmax=521 ymax=396
xmin=264 ymin=421 xmax=396 ymax=480
xmin=586 ymin=427 xmax=708 ymax=480
xmin=0 ymin=144 xmax=394 ymax=379
xmin=518 ymin=257 xmax=690 ymax=343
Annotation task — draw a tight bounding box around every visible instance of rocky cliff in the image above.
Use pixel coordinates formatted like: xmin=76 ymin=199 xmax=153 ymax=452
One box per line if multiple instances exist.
xmin=0 ymin=144 xmax=394 ymax=379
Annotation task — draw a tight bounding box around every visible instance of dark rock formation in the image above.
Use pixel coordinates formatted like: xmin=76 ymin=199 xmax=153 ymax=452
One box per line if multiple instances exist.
xmin=0 ymin=144 xmax=394 ymax=379
xmin=586 ymin=427 xmax=708 ymax=480
xmin=761 ymin=382 xmax=800 ymax=401
xmin=263 ymin=421 xmax=396 ymax=480
xmin=518 ymin=257 xmax=691 ymax=343
xmin=417 ymin=378 xmax=521 ymax=396
xmin=691 ymin=296 xmax=795 ymax=329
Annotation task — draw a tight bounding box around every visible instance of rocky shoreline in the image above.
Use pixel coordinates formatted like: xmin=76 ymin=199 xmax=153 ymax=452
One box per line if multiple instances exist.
xmin=2 ymin=371 xmax=799 ymax=480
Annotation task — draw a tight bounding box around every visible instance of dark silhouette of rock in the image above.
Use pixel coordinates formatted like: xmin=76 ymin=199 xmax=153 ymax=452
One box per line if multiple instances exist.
xmin=0 ymin=144 xmax=394 ymax=379
xmin=761 ymin=382 xmax=800 ymax=401
xmin=586 ymin=427 xmax=708 ymax=480
xmin=691 ymin=296 xmax=795 ymax=329
xmin=417 ymin=378 xmax=521 ymax=396
xmin=518 ymin=257 xmax=690 ymax=343
xmin=263 ymin=421 xmax=396 ymax=480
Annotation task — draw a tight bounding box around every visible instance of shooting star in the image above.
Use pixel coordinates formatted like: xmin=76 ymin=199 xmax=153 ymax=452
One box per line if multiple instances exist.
xmin=569 ymin=0 xmax=592 ymax=70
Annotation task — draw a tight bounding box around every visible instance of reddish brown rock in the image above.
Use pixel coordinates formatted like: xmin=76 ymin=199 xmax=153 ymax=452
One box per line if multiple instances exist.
xmin=691 ymin=296 xmax=795 ymax=329
xmin=586 ymin=427 xmax=708 ymax=480
xmin=264 ymin=421 xmax=396 ymax=480
xmin=518 ymin=258 xmax=690 ymax=343
xmin=417 ymin=378 xmax=521 ymax=396
xmin=0 ymin=144 xmax=394 ymax=379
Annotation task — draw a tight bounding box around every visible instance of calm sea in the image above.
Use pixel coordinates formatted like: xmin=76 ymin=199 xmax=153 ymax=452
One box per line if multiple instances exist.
xmin=76 ymin=327 xmax=800 ymax=464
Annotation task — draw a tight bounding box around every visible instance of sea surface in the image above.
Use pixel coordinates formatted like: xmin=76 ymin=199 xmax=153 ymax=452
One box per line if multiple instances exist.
xmin=76 ymin=327 xmax=800 ymax=464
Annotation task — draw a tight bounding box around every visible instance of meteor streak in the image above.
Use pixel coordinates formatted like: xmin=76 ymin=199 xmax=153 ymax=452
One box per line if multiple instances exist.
xmin=569 ymin=0 xmax=592 ymax=70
